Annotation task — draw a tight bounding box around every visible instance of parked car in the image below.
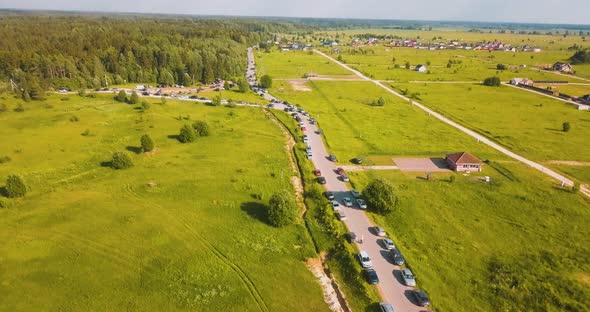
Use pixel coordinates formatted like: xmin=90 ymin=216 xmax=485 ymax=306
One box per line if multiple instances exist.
xmin=317 ymin=176 xmax=326 ymax=184
xmin=378 ymin=302 xmax=394 ymax=312
xmin=328 ymin=154 xmax=337 ymax=162
xmin=340 ymin=175 xmax=350 ymax=182
xmin=401 ymin=268 xmax=417 ymax=287
xmin=352 ymin=157 xmax=363 ymax=165
xmin=324 ymin=191 xmax=335 ymax=200
xmin=306 ymin=146 xmax=312 ymax=153
xmin=313 ymin=169 xmax=321 ymax=176
xmin=363 ymin=268 xmax=379 ymax=284
xmin=356 ymin=198 xmax=367 ymax=209
xmin=390 ymin=248 xmax=405 ymax=265
xmin=374 ymin=226 xmax=386 ymax=237
xmin=302 ymin=135 xmax=308 ymax=143
xmin=336 ymin=167 xmax=345 ymax=175
xmin=381 ymin=238 xmax=395 ymax=250
xmin=301 ymin=127 xmax=307 ymax=132
xmin=307 ymin=152 xmax=312 ymax=159
xmin=336 ymin=211 xmax=347 ymax=221
xmin=331 ymin=200 xmax=341 ymax=211
xmin=345 ymin=232 xmax=357 ymax=243
xmin=316 ymin=129 xmax=323 ymax=135
xmin=412 ymin=290 xmax=430 ymax=307
xmin=357 ymin=251 xmax=372 ymax=268
xmin=350 ymin=189 xmax=360 ymax=198
xmin=342 ymin=197 xmax=353 ymax=207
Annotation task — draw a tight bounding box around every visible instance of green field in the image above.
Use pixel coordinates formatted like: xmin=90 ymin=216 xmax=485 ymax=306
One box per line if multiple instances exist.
xmin=255 ymin=49 xmax=353 ymax=78
xmin=349 ymin=163 xmax=590 ymax=311
xmin=389 ymin=83 xmax=590 ymax=171
xmin=0 ymin=94 xmax=329 ymax=311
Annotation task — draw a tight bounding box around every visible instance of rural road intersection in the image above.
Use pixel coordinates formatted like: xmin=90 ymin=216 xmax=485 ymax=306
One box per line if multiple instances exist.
xmin=247 ymin=48 xmax=424 ymax=311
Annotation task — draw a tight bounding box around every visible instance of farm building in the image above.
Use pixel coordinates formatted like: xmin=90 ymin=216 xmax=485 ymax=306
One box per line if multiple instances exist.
xmin=446 ymin=152 xmax=483 ymax=172
xmin=553 ymin=62 xmax=574 ymax=73
xmin=415 ymin=64 xmax=427 ymax=72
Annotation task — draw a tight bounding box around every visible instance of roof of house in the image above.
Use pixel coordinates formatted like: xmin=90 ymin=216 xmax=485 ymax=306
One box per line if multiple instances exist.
xmin=446 ymin=152 xmax=482 ymax=164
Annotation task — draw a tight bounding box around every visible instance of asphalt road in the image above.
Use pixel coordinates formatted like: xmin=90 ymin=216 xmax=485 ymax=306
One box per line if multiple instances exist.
xmin=247 ymin=48 xmax=425 ymax=312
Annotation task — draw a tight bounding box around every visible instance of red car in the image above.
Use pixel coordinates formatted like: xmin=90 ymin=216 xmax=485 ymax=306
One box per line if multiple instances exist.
xmin=301 ymin=127 xmax=307 ymax=132
xmin=336 ymin=167 xmax=345 ymax=175
xmin=313 ymin=169 xmax=321 ymax=176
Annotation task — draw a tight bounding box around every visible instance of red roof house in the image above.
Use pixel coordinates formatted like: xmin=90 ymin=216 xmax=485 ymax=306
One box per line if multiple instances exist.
xmin=446 ymin=152 xmax=483 ymax=172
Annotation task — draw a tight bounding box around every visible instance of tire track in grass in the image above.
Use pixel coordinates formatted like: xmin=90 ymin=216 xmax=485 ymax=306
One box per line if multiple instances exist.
xmin=123 ymin=184 xmax=269 ymax=312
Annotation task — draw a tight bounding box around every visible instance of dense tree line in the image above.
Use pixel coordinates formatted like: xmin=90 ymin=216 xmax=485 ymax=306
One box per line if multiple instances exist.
xmin=0 ymin=15 xmax=296 ymax=95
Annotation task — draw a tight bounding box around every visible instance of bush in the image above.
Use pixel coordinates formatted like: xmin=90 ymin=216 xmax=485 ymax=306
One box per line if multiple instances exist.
xmin=141 ymin=101 xmax=151 ymax=111
xmin=496 ymin=63 xmax=507 ymax=70
xmin=129 ymin=91 xmax=139 ymax=104
xmin=4 ymin=175 xmax=27 ymax=198
xmin=140 ymin=134 xmax=155 ymax=152
xmin=115 ymin=90 xmax=127 ymax=102
xmin=363 ymin=178 xmax=399 ymax=215
xmin=571 ymin=182 xmax=580 ymax=193
xmin=563 ymin=121 xmax=571 ymax=132
xmin=14 ymin=103 xmax=25 ymax=112
xmin=449 ymin=175 xmax=456 ymax=183
xmin=369 ymin=96 xmax=386 ymax=106
xmin=237 ymin=78 xmax=248 ymax=93
xmin=178 ymin=124 xmax=196 ymax=143
xmin=111 ymin=151 xmax=133 ymax=169
xmin=267 ymin=191 xmax=297 ymax=227
xmin=570 ymin=49 xmax=590 ymax=64
xmin=211 ymin=95 xmax=222 ymax=106
xmin=0 ymin=156 xmax=11 ymax=164
xmin=193 ymin=120 xmax=209 ymax=136
xmin=260 ymin=75 xmax=273 ymax=89
xmin=405 ymin=61 xmax=411 ymax=69
xmin=70 ymin=115 xmax=79 ymax=122
xmin=483 ymin=76 xmax=501 ymax=87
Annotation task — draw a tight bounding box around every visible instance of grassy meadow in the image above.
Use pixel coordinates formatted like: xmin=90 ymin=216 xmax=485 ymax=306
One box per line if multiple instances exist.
xmin=0 ymin=93 xmax=328 ymax=311
xmin=255 ymin=49 xmax=353 ymax=78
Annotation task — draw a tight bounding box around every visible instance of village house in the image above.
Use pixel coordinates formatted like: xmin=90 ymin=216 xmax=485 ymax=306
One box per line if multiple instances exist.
xmin=553 ymin=62 xmax=574 ymax=73
xmin=446 ymin=152 xmax=483 ymax=172
xmin=510 ymin=78 xmax=534 ymax=86
xmin=415 ymin=64 xmax=427 ymax=72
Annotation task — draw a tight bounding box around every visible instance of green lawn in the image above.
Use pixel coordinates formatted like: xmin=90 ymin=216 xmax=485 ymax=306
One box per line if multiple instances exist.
xmin=348 ymin=164 xmax=590 ymax=311
xmin=255 ymin=49 xmax=353 ymax=78
xmin=0 ymin=94 xmax=328 ymax=311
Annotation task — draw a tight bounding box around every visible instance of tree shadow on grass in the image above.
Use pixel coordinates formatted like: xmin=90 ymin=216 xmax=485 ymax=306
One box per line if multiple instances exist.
xmin=0 ymin=186 xmax=7 ymax=198
xmin=545 ymin=127 xmax=563 ymax=132
xmin=100 ymin=161 xmax=112 ymax=168
xmin=240 ymin=202 xmax=269 ymax=224
xmin=167 ymin=134 xmax=180 ymax=141
xmin=126 ymin=146 xmax=142 ymax=154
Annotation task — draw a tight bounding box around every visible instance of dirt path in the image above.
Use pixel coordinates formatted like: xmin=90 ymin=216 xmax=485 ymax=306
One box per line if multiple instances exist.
xmin=314 ymin=49 xmax=590 ymax=198
xmin=306 ymin=255 xmax=350 ymax=312
xmin=339 ymin=165 xmax=399 ymax=171
xmin=503 ymin=83 xmax=584 ymax=107
xmin=545 ymin=160 xmax=590 ymax=166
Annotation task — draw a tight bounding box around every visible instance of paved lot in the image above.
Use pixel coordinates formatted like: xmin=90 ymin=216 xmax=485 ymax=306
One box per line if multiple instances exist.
xmin=393 ymin=158 xmax=451 ymax=172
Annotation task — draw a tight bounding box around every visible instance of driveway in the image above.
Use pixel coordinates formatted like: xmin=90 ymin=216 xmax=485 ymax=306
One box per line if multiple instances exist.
xmin=393 ymin=158 xmax=451 ymax=172
xmin=247 ymin=47 xmax=425 ymax=312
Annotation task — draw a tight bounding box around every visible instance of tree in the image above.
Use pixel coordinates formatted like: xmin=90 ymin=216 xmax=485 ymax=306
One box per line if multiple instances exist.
xmin=363 ymin=178 xmax=399 ymax=215
xmin=141 ymin=100 xmax=151 ymax=111
xmin=563 ymin=121 xmax=571 ymax=132
xmin=211 ymin=95 xmax=222 ymax=106
xmin=4 ymin=175 xmax=27 ymax=198
xmin=193 ymin=120 xmax=209 ymax=136
xmin=140 ymin=134 xmax=155 ymax=152
xmin=483 ymin=77 xmax=501 ymax=87
xmin=267 ymin=191 xmax=297 ymax=227
xmin=129 ymin=90 xmax=139 ymax=104
xmin=178 ymin=124 xmax=196 ymax=143
xmin=224 ymin=81 xmax=231 ymax=90
xmin=570 ymin=50 xmax=590 ymax=64
xmin=237 ymin=78 xmax=248 ymax=93
xmin=111 ymin=152 xmax=133 ymax=169
xmin=370 ymin=96 xmax=386 ymax=106
xmin=405 ymin=61 xmax=411 ymax=69
xmin=572 ymin=182 xmax=580 ymax=193
xmin=260 ymin=75 xmax=273 ymax=89
xmin=115 ymin=90 xmax=127 ymax=102
xmin=496 ymin=63 xmax=507 ymax=70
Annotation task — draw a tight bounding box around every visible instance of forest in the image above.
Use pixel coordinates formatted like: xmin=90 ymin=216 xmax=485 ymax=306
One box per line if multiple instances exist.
xmin=0 ymin=14 xmax=298 ymax=98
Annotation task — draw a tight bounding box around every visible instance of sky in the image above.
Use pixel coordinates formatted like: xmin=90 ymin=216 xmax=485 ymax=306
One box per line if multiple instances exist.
xmin=1 ymin=0 xmax=589 ymax=25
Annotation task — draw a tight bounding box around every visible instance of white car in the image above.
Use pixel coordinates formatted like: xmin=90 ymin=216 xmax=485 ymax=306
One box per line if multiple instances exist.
xmin=356 ymin=198 xmax=367 ymax=209
xmin=381 ymin=238 xmax=395 ymax=250
xmin=336 ymin=211 xmax=347 ymax=221
xmin=350 ymin=189 xmax=360 ymax=198
xmin=343 ymin=197 xmax=353 ymax=207
xmin=374 ymin=226 xmax=386 ymax=237
xmin=358 ymin=251 xmax=373 ymax=268
xmin=331 ymin=200 xmax=341 ymax=211
xmin=401 ymin=268 xmax=416 ymax=287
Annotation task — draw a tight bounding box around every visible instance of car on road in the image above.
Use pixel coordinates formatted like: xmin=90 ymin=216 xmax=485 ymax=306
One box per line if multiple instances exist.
xmin=356 ymin=198 xmax=367 ymax=209
xmin=340 ymin=175 xmax=350 ymax=182
xmin=324 ymin=191 xmax=335 ymax=199
xmin=307 ymin=152 xmax=312 ymax=159
xmin=378 ymin=302 xmax=395 ymax=312
xmin=306 ymin=146 xmax=312 ymax=153
xmin=313 ymin=169 xmax=321 ymax=176
xmin=328 ymin=154 xmax=337 ymax=162
xmin=363 ymin=268 xmax=379 ymax=284
xmin=401 ymin=268 xmax=416 ymax=287
xmin=350 ymin=189 xmax=360 ymax=198
xmin=373 ymin=226 xmax=386 ymax=237
xmin=299 ymin=122 xmax=305 ymax=127
xmin=390 ymin=248 xmax=405 ymax=265
xmin=352 ymin=157 xmax=363 ymax=165
xmin=301 ymin=127 xmax=307 ymax=132
xmin=342 ymin=197 xmax=353 ymax=207
xmin=317 ymin=176 xmax=326 ymax=184
xmin=357 ymin=250 xmax=373 ymax=268
xmin=336 ymin=211 xmax=347 ymax=221
xmin=345 ymin=232 xmax=357 ymax=243
xmin=316 ymin=129 xmax=323 ymax=135
xmin=381 ymin=238 xmax=395 ymax=250
xmin=331 ymin=200 xmax=341 ymax=211
xmin=412 ymin=290 xmax=430 ymax=307
xmin=336 ymin=167 xmax=345 ymax=175
xmin=302 ymin=135 xmax=308 ymax=143
xmin=266 ymin=103 xmax=274 ymax=108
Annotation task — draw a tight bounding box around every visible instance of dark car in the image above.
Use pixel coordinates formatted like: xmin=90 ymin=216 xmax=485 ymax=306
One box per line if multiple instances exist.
xmin=317 ymin=176 xmax=327 ymax=184
xmin=324 ymin=191 xmax=335 ymax=200
xmin=412 ymin=290 xmax=430 ymax=307
xmin=352 ymin=157 xmax=363 ymax=165
xmin=328 ymin=154 xmax=337 ymax=162
xmin=336 ymin=167 xmax=345 ymax=175
xmin=345 ymin=232 xmax=357 ymax=243
xmin=378 ymin=302 xmax=395 ymax=312
xmin=390 ymin=248 xmax=405 ymax=265
xmin=364 ymin=269 xmax=379 ymax=284
xmin=316 ymin=129 xmax=323 ymax=135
